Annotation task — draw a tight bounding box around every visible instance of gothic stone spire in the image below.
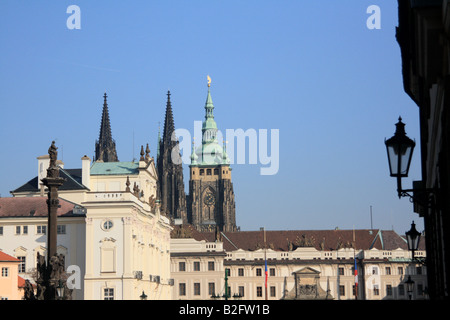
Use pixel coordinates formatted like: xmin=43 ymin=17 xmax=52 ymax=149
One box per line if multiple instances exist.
xmin=95 ymin=92 xmax=119 ymax=162
xmin=157 ymin=90 xmax=187 ymax=223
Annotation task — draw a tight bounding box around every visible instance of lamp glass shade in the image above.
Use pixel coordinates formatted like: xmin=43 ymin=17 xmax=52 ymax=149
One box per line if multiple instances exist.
xmin=405 ymin=276 xmax=415 ymax=293
xmin=406 ymin=221 xmax=421 ymax=252
xmin=56 ymin=281 xmax=64 ymax=298
xmin=385 ymin=118 xmax=415 ymax=177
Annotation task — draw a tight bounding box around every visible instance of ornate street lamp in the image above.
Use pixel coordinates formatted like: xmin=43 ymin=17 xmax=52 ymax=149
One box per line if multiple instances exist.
xmin=140 ymin=291 xmax=148 ymax=300
xmin=406 ymin=221 xmax=421 ymax=260
xmin=56 ymin=280 xmax=64 ymax=300
xmin=405 ymin=275 xmax=415 ymax=300
xmin=385 ymin=117 xmax=416 ymax=198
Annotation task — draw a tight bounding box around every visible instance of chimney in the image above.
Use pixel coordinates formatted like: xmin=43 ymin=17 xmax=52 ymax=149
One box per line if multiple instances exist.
xmin=81 ymin=155 xmax=91 ymax=188
xmin=37 ymin=155 xmax=50 ymax=186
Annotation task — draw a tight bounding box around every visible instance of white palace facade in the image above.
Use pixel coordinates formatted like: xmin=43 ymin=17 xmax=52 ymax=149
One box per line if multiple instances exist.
xmin=1 ymin=152 xmax=172 ymax=300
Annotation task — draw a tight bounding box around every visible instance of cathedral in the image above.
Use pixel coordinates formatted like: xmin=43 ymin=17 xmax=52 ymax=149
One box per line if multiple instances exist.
xmin=95 ymin=79 xmax=238 ymax=232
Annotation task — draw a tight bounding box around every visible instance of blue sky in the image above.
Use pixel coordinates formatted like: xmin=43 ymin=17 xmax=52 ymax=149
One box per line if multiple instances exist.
xmin=0 ymin=1 xmax=424 ymax=234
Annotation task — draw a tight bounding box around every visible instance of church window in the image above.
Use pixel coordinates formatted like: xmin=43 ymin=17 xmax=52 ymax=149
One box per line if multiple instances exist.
xmin=214 ymin=169 xmax=219 ymax=175
xmin=207 ymin=169 xmax=212 ymax=175
xmin=200 ymin=169 xmax=204 ymax=175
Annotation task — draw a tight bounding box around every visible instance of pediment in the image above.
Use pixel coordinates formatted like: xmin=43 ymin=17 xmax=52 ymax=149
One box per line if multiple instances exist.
xmin=293 ymin=267 xmax=320 ymax=275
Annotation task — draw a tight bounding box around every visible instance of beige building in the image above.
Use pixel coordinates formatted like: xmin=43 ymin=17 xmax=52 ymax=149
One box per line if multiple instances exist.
xmin=170 ymin=226 xmax=428 ymax=300
xmin=0 ymin=251 xmax=22 ymax=300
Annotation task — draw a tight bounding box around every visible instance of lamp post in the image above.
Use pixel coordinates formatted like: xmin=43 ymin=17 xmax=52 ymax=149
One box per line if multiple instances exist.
xmin=140 ymin=291 xmax=147 ymax=300
xmin=405 ymin=275 xmax=415 ymax=300
xmin=385 ymin=117 xmax=416 ymax=198
xmin=210 ymin=269 xmax=242 ymax=300
xmin=406 ymin=221 xmax=421 ymax=260
xmin=56 ymin=279 xmax=64 ymax=300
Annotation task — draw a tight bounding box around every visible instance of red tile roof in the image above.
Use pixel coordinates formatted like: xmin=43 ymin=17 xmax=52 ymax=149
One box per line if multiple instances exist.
xmin=0 ymin=251 xmax=20 ymax=262
xmin=0 ymin=197 xmax=78 ymax=218
xmin=171 ymin=225 xmax=425 ymax=252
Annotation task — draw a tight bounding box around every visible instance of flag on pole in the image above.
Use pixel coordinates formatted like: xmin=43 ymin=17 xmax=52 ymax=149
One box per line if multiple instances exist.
xmin=354 ymin=257 xmax=358 ymax=299
xmin=265 ymin=257 xmax=268 ymax=288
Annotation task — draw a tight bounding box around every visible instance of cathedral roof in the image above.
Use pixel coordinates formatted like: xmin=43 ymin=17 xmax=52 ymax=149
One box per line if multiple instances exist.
xmin=90 ymin=161 xmax=139 ymax=176
xmin=191 ymin=81 xmax=230 ymax=166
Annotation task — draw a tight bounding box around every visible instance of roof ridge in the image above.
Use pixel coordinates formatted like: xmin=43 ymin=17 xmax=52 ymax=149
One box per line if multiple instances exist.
xmin=220 ymin=232 xmax=239 ymax=250
xmin=59 ymin=167 xmax=88 ymax=189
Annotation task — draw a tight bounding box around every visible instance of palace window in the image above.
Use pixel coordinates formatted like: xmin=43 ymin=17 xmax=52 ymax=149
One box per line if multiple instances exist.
xmin=398 ymin=284 xmax=405 ymax=296
xmin=270 ymin=286 xmax=276 ymax=297
xmin=17 ymin=256 xmax=26 ymax=273
xmin=57 ymin=225 xmax=66 ymax=234
xmin=239 ymin=286 xmax=245 ymax=297
xmin=256 ymin=286 xmax=263 ymax=297
xmin=194 ymin=261 xmax=200 ymax=271
xmin=386 ymin=285 xmax=393 ymax=296
xmin=373 ymin=285 xmax=380 ymax=296
xmin=208 ymin=282 xmax=215 ymax=296
xmin=194 ymin=283 xmax=201 ymax=295
xmin=37 ymin=225 xmax=46 ymax=235
xmin=208 ymin=261 xmax=215 ymax=271
xmin=179 ymin=262 xmax=186 ymax=272
xmin=103 ymin=288 xmax=114 ymax=300
xmin=179 ymin=283 xmax=186 ymax=296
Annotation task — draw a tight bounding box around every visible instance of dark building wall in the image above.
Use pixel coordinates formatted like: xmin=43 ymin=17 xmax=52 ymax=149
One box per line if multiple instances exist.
xmin=397 ymin=0 xmax=450 ymax=299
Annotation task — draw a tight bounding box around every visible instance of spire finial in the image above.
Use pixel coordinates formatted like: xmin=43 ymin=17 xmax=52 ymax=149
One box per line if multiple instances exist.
xmin=207 ymin=75 xmax=211 ymax=87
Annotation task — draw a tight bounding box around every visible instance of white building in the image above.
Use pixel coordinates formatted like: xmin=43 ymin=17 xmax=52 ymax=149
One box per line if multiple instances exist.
xmin=170 ymin=226 xmax=428 ymax=300
xmin=1 ymin=152 xmax=172 ymax=300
